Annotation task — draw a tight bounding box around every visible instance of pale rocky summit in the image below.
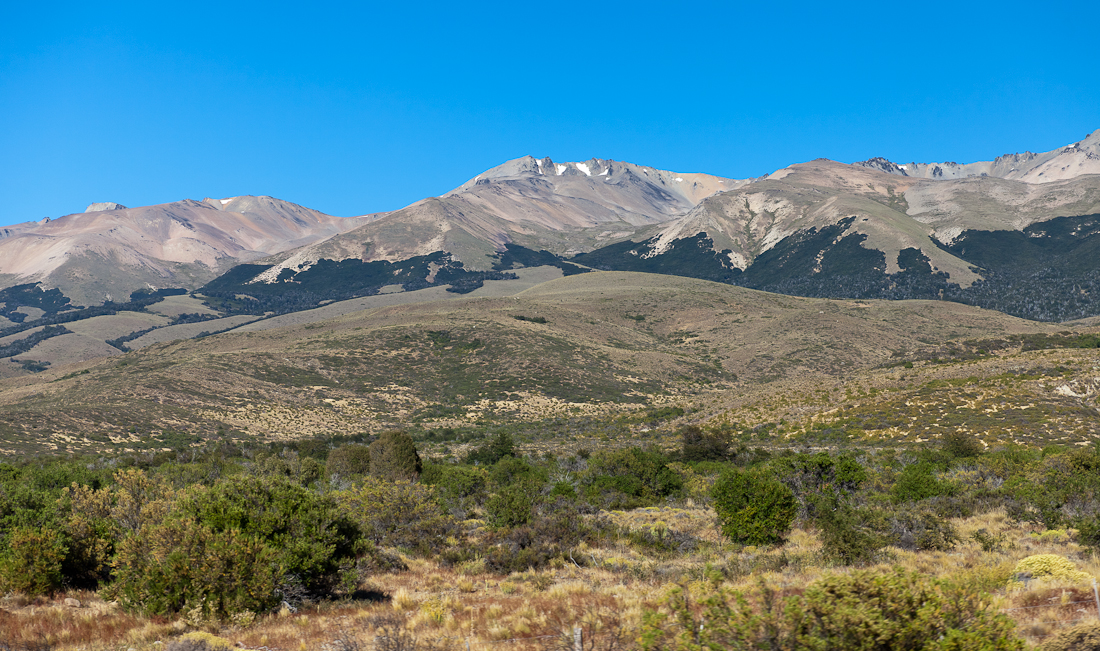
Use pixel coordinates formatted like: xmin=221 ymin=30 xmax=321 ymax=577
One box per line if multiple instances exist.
xmin=85 ymin=202 xmax=127 ymax=212
xmin=853 ymin=129 xmax=1100 ymax=183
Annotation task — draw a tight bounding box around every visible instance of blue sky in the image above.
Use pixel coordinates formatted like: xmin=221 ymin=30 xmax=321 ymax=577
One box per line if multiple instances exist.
xmin=2 ymin=1 xmax=1097 ymax=227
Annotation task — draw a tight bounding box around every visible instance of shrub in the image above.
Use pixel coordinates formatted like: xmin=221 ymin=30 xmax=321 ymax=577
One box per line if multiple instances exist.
xmin=326 ymin=444 xmax=371 ymax=480
xmin=112 ymin=518 xmax=281 ymax=618
xmin=485 ymin=482 xmax=536 ymax=529
xmin=792 ymin=568 xmax=1024 ymax=650
xmin=942 ymin=431 xmax=984 ymax=458
xmin=888 ymin=507 xmax=958 ymax=551
xmin=583 ymin=447 xmax=682 ymax=507
xmin=639 ymin=568 xmax=1024 ymax=651
xmin=421 ymin=463 xmax=489 ymax=515
xmin=892 ymin=462 xmax=956 ymax=503
xmin=1073 ymin=514 xmax=1100 ymax=552
xmin=463 ymin=432 xmax=517 ymax=466
xmin=679 ymin=425 xmax=730 ymax=461
xmin=369 ymin=430 xmax=422 ymax=481
xmin=0 ymin=526 xmax=67 ymax=596
xmin=711 ymin=468 xmax=796 ymax=546
xmin=334 ymin=478 xmax=456 ymax=554
xmin=770 ymin=452 xmax=866 ymax=519
xmin=814 ymin=497 xmax=887 ymax=565
xmin=175 ymin=475 xmax=361 ymax=594
xmin=1009 ymin=554 xmax=1092 ymax=585
xmin=489 ymin=456 xmax=546 ymax=489
xmin=1040 ymin=621 xmax=1100 ymax=651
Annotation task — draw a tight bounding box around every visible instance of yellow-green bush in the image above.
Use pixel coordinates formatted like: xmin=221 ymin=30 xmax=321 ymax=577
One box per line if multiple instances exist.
xmin=1009 ymin=554 xmax=1092 ymax=585
xmin=639 ymin=568 xmax=1024 ymax=651
xmin=0 ymin=526 xmax=67 ymax=596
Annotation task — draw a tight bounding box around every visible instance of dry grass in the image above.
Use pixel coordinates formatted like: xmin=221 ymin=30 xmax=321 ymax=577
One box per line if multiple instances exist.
xmin=2 ymin=508 xmax=1097 ymax=650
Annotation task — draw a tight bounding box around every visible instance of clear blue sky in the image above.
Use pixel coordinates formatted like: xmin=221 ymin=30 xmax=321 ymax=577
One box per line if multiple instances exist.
xmin=2 ymin=0 xmax=1098 ymax=227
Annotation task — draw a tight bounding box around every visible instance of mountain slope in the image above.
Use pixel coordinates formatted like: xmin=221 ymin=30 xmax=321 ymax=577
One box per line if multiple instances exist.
xmin=248 ymin=157 xmax=742 ymax=282
xmin=0 ymin=196 xmax=365 ymax=305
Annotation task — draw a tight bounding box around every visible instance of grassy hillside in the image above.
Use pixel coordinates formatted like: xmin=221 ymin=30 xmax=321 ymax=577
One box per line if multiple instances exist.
xmin=0 ymin=271 xmax=1088 ymax=457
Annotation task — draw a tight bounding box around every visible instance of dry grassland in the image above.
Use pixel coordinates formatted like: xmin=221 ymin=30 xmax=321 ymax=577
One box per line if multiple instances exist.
xmin=0 ymin=508 xmax=1096 ymax=650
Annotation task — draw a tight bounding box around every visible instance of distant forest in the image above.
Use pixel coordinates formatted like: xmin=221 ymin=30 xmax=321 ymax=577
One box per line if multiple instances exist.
xmin=572 ymin=214 xmax=1100 ymax=322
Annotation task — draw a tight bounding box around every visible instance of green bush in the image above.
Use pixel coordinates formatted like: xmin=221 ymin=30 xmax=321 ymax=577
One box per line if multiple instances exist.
xmin=711 ymin=468 xmax=796 ymax=546
xmin=792 ymin=568 xmax=1024 ymax=650
xmin=583 ymin=447 xmax=682 ymax=507
xmin=942 ymin=431 xmax=984 ymax=458
xmin=892 ymin=462 xmax=956 ymax=503
xmin=325 ymin=444 xmax=371 ymax=480
xmin=888 ymin=507 xmax=958 ymax=551
xmin=489 ymin=456 xmax=546 ymax=489
xmin=421 ymin=463 xmax=489 ymax=513
xmin=679 ymin=425 xmax=730 ymax=462
xmin=485 ymin=483 xmax=536 ymax=529
xmin=814 ymin=497 xmax=887 ymax=565
xmin=175 ymin=475 xmax=360 ymax=594
xmin=334 ymin=478 xmax=456 ymax=554
xmin=1073 ymin=514 xmax=1100 ymax=553
xmin=0 ymin=526 xmax=67 ymax=596
xmin=639 ymin=568 xmax=1023 ymax=651
xmin=112 ymin=518 xmax=281 ymax=618
xmin=1040 ymin=621 xmax=1100 ymax=651
xmin=769 ymin=452 xmax=866 ymax=519
xmin=369 ymin=430 xmax=422 ymax=481
xmin=463 ymin=432 xmax=517 ymax=466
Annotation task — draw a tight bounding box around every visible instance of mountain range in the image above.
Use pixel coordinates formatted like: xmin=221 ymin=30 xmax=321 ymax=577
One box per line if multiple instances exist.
xmin=2 ymin=129 xmax=1100 ymax=355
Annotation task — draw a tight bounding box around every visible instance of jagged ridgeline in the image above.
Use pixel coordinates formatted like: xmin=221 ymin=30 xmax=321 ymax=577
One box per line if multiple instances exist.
xmin=572 ymin=214 xmax=1100 ymax=322
xmin=197 ymin=245 xmax=589 ymax=316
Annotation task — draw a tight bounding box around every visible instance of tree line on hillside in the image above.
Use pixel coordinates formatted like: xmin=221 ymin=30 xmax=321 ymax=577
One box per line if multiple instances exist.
xmin=572 ymin=214 xmax=1100 ymax=322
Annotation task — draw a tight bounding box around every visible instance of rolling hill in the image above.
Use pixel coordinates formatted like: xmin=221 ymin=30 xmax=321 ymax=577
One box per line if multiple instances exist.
xmin=0 ymin=271 xmax=1094 ymax=457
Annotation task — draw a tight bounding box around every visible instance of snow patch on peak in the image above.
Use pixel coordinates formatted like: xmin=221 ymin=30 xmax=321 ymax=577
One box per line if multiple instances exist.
xmin=675 ymin=177 xmax=683 ymax=182
xmin=576 ymin=162 xmax=592 ymax=176
xmin=599 ymin=168 xmax=610 ymax=176
xmin=219 ymin=199 xmax=233 ymax=205
xmin=556 ymin=164 xmax=567 ymax=176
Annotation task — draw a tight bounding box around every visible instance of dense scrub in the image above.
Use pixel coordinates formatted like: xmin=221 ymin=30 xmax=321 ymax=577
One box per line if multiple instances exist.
xmin=0 ymin=428 xmax=1096 ymax=648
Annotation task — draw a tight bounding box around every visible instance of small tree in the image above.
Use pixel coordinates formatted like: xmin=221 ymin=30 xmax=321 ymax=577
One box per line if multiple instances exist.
xmin=711 ymin=469 xmax=796 ymax=546
xmin=369 ymin=431 xmax=422 ymax=481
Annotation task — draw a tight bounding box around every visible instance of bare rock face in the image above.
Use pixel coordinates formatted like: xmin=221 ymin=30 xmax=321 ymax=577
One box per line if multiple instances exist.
xmin=85 ymin=202 xmax=127 ymax=212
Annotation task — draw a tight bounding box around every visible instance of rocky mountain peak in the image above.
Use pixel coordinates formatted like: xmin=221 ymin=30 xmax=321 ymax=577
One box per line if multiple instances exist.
xmin=85 ymin=202 xmax=127 ymax=212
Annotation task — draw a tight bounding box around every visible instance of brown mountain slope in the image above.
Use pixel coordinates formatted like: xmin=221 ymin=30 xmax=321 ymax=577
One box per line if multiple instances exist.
xmin=0 ymin=196 xmax=365 ymax=305
xmin=251 ymin=157 xmax=743 ymax=279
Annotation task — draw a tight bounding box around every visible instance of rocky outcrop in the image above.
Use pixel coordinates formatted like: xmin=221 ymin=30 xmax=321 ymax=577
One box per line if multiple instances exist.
xmin=84 ymin=202 xmax=127 ymax=212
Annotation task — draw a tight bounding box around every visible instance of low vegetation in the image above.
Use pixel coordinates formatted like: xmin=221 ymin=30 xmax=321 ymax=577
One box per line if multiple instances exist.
xmin=0 ymin=427 xmax=1096 ymax=649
